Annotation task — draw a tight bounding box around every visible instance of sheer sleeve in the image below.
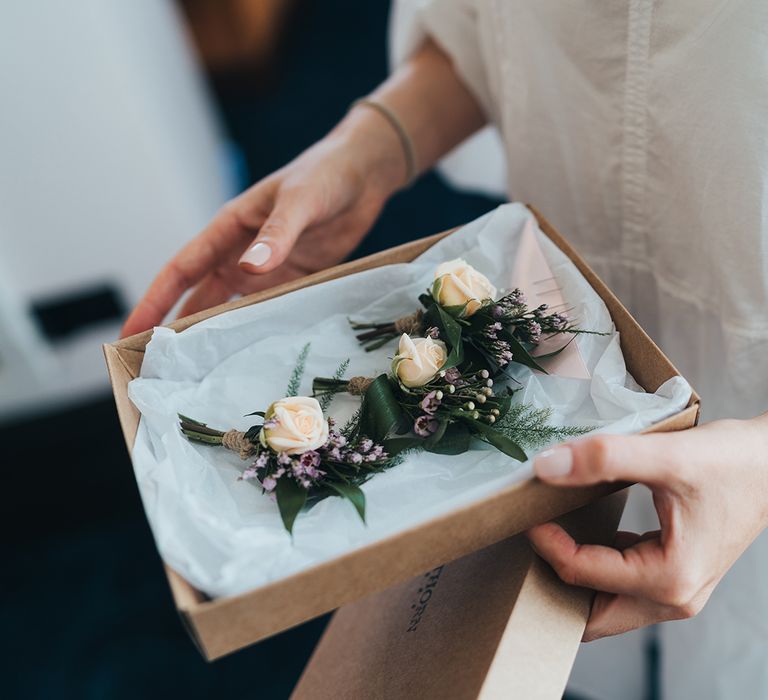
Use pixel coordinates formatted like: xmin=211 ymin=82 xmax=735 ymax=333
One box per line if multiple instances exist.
xmin=390 ymin=0 xmax=497 ymax=121
xmin=389 ymin=0 xmax=507 ymax=196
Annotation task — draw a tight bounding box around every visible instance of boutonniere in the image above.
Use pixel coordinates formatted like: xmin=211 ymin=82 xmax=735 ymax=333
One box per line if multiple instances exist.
xmin=179 ymin=347 xmax=393 ymax=534
xmin=351 ymin=258 xmax=603 ymax=377
xmin=314 ymin=332 xmax=586 ymax=461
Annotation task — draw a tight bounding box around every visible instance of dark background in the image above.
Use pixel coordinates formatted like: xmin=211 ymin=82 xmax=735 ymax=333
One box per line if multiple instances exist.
xmin=2 ymin=2 xmax=501 ymax=698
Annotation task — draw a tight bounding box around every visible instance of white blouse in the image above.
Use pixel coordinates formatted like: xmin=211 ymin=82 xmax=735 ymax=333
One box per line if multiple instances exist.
xmin=392 ymin=2 xmax=768 ymax=698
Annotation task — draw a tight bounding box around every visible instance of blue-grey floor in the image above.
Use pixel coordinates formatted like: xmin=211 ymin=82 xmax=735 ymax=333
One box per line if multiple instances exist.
xmin=3 ymin=1 xmax=502 ymax=698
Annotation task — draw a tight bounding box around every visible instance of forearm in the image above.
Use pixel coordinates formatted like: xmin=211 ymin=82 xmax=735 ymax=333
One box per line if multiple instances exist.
xmin=330 ymin=39 xmax=487 ymax=198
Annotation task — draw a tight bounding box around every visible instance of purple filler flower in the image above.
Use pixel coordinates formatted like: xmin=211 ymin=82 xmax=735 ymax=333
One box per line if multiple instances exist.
xmin=443 ymin=367 xmax=461 ymax=385
xmin=414 ymin=415 xmax=439 ymax=437
xmin=419 ymin=390 xmax=442 ymax=415
xmin=305 ymin=465 xmax=325 ymax=479
xmin=483 ymin=321 xmax=502 ymax=340
xmin=368 ymin=445 xmax=386 ymax=460
xmin=241 ymin=466 xmax=259 ymax=481
xmin=299 ymin=450 xmax=321 ymax=469
xmin=262 ymin=476 xmax=277 ymax=492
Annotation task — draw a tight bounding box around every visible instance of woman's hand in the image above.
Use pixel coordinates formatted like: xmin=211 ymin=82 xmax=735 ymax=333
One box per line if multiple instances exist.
xmin=527 ymin=415 xmax=768 ymax=641
xmin=121 ymin=40 xmax=486 ymax=338
xmin=120 ymin=114 xmax=404 ymax=337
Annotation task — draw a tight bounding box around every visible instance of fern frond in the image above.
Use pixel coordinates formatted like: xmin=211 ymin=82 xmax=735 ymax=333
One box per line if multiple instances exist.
xmin=318 ymin=358 xmax=350 ymax=411
xmin=495 ymin=403 xmax=590 ymax=450
xmin=285 ymin=342 xmax=311 ymax=397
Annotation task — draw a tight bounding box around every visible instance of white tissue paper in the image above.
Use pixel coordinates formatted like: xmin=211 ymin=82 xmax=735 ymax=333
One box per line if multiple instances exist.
xmin=128 ymin=203 xmax=691 ymax=599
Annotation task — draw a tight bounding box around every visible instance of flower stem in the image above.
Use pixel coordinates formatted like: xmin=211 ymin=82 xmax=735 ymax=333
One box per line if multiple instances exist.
xmin=178 ymin=415 xmax=225 ymax=445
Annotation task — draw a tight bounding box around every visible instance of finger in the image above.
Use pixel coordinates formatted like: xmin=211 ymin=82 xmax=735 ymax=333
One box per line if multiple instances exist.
xmin=613 ymin=530 xmax=660 ymax=550
xmin=177 ymin=272 xmax=236 ymax=319
xmin=583 ymin=592 xmax=670 ymax=641
xmin=532 ymin=432 xmax=685 ymax=488
xmin=121 ymin=213 xmax=253 ymax=337
xmin=121 ymin=184 xmax=276 ymax=337
xmin=238 ymin=188 xmax=318 ymax=275
xmin=527 ymin=521 xmax=665 ymax=596
xmin=178 ymin=256 xmax=307 ymax=319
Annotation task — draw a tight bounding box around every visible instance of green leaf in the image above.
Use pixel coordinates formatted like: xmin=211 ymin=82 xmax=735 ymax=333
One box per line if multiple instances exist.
xmin=434 ymin=302 xmax=462 ymax=345
xmin=503 ymin=333 xmax=548 ymax=374
xmin=243 ymin=424 xmax=262 ymax=443
xmin=327 ymin=482 xmax=366 ymax=523
xmin=178 ymin=413 xmax=205 ymax=426
xmin=433 ymin=303 xmax=464 ymax=369
xmin=359 ymin=374 xmax=402 ymax=442
xmin=423 ymin=419 xmax=449 ymax=448
xmin=275 ymin=478 xmax=307 ymax=535
xmin=244 ymin=410 xmax=266 ymax=417
xmin=425 ymin=422 xmax=471 ymax=455
xmin=459 ymin=341 xmax=492 ymax=374
xmin=531 ymin=335 xmax=576 ymax=360
xmin=463 ymin=418 xmax=527 ymax=461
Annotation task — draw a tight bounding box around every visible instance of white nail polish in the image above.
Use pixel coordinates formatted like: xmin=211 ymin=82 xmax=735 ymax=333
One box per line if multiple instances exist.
xmin=239 ymin=242 xmax=272 ymax=268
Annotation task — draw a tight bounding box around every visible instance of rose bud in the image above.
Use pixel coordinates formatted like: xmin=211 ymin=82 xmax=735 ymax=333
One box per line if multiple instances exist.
xmin=392 ymin=333 xmax=448 ymax=388
xmin=261 ymin=396 xmax=329 ymax=455
xmin=431 ymin=258 xmax=497 ymax=316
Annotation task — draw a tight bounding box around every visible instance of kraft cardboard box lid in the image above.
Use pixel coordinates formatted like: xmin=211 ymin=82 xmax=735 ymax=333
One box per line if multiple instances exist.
xmin=104 ymin=206 xmax=699 ymax=659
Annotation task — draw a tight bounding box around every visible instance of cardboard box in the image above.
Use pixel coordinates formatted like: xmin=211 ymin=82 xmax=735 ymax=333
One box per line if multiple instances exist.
xmin=104 ymin=207 xmax=700 ymax=663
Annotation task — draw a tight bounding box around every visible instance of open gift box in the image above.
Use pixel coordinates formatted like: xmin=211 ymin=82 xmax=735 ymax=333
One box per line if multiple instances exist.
xmin=104 ymin=205 xmax=700 ymax=677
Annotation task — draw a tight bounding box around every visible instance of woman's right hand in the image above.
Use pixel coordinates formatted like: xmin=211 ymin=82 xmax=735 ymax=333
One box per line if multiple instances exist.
xmin=121 ymin=39 xmax=487 ymax=338
xmin=120 ymin=111 xmax=406 ymax=338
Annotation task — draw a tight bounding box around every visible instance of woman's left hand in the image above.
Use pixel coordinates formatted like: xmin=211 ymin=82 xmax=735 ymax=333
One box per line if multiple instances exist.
xmin=527 ymin=415 xmax=768 ymax=641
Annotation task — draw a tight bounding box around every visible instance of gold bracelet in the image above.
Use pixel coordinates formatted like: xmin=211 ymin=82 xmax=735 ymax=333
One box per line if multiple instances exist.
xmin=351 ymin=98 xmax=417 ymax=187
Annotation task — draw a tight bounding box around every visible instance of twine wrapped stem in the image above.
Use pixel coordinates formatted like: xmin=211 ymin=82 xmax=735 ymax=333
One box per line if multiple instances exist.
xmin=221 ymin=430 xmax=257 ymax=459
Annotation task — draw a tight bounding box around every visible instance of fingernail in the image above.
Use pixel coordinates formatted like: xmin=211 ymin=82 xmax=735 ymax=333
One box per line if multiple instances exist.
xmin=535 ymin=447 xmax=573 ymax=479
xmin=239 ymin=242 xmax=272 ymax=268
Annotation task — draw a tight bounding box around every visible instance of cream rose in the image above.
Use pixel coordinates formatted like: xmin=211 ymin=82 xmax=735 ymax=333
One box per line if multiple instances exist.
xmin=432 ymin=258 xmax=497 ymax=316
xmin=261 ymin=396 xmax=329 ymax=454
xmin=392 ymin=333 xmax=448 ymax=388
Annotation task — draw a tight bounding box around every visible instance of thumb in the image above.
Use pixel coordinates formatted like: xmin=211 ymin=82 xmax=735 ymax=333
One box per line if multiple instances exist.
xmin=533 ymin=432 xmax=681 ymax=488
xmin=238 ymin=190 xmax=314 ymax=274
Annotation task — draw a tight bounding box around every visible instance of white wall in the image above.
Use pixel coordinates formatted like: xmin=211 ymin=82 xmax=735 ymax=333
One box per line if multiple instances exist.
xmin=0 ymin=0 xmax=235 ymax=420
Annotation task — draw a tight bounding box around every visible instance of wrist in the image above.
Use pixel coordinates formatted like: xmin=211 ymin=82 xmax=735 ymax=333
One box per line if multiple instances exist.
xmin=330 ymin=105 xmax=410 ymax=201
